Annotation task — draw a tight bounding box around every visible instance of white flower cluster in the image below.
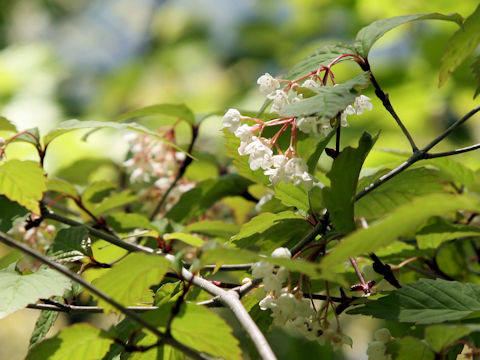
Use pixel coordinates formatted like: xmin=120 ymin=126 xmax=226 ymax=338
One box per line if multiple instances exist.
xmin=366 ymin=328 xmax=393 ymax=360
xmin=252 ymin=247 xmax=352 ymax=348
xmin=222 ymin=109 xmax=315 ymax=189
xmin=11 ymin=215 xmax=55 ymax=251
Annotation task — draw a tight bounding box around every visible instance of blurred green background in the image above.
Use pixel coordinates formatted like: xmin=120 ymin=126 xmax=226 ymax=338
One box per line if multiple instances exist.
xmin=0 ymin=0 xmax=479 ymax=359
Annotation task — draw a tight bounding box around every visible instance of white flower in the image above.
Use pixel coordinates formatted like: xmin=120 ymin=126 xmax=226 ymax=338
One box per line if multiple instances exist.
xmin=259 ymin=295 xmax=277 ymax=310
xmin=264 ymin=155 xmax=289 ymax=185
xmin=354 ymin=95 xmax=373 ymax=115
xmin=154 ymin=177 xmax=170 ymax=190
xmin=271 ymin=247 xmax=291 ymax=258
xmin=297 ymin=116 xmax=318 ymax=134
xmin=267 ymin=90 xmax=289 ymax=113
xmin=285 ymin=158 xmax=308 ymax=177
xmin=255 ymin=191 xmax=274 ymax=212
xmin=276 ymin=267 xmax=289 ymax=283
xmin=302 ymin=79 xmax=319 ymax=89
xmin=175 ymin=152 xmax=186 ymax=162
xmin=251 ymin=261 xmax=274 ymax=279
xmin=222 ymin=108 xmax=242 ymax=133
xmin=234 ymin=124 xmax=254 ymax=142
xmin=263 ymin=274 xmax=283 ymax=294
xmin=130 ymin=167 xmax=150 ymax=183
xmin=245 ymin=139 xmax=273 ymax=170
xmin=317 ymin=118 xmax=333 ymax=135
xmin=257 ymin=73 xmax=280 ymax=95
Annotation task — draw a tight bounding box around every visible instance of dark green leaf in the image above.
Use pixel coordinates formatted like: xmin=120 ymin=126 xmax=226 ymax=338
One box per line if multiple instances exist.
xmin=323 ymin=132 xmax=376 ymax=234
xmin=356 ymin=168 xmax=445 ymax=220
xmin=81 ymin=181 xmax=116 ymax=204
xmin=93 ymin=253 xmax=171 ymax=313
xmin=425 ymin=324 xmax=473 ymax=352
xmin=26 ymin=323 xmax=113 ymax=360
xmin=48 ymin=226 xmax=90 ymax=260
xmin=0 ymin=195 xmax=28 ymax=232
xmin=386 ymin=336 xmax=434 ymax=360
xmin=306 ymin=129 xmax=335 ymax=173
xmin=166 ymin=174 xmax=252 ymax=224
xmin=105 ymin=213 xmax=157 ymax=233
xmin=115 ymin=103 xmax=195 ymax=124
xmin=0 ymin=264 xmax=70 ymax=319
xmin=355 ymin=13 xmax=463 ymax=58
xmin=29 ymin=302 xmax=61 ymax=348
xmin=348 ymin=278 xmax=480 ymax=324
xmin=422 ymin=157 xmax=477 ymax=188
xmin=280 ymin=73 xmax=370 ymax=119
xmin=472 ymin=54 xmax=480 ymax=98
xmin=321 ymin=194 xmax=480 ymax=270
xmin=439 ymin=4 xmax=480 ymax=87
xmin=0 ymin=160 xmax=46 ymax=214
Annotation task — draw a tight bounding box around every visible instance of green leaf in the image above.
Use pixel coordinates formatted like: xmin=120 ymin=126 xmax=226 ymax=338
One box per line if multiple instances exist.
xmin=185 ymin=221 xmax=240 ymax=239
xmin=146 ymin=303 xmax=243 ymax=360
xmin=7 ymin=127 xmax=40 ymax=146
xmin=0 ymin=264 xmax=70 ymax=319
xmin=348 ymin=278 xmax=480 ymax=324
xmin=386 ymin=336 xmax=434 ymax=360
xmin=0 ymin=250 xmax=22 ymax=269
xmin=0 ymin=160 xmax=46 ymax=214
xmin=46 ymin=178 xmax=78 ymax=198
xmin=48 ymin=226 xmax=90 ymax=260
xmin=416 ymin=217 xmax=480 ymax=250
xmin=91 ymin=190 xmax=137 ymax=216
xmin=425 ymin=324 xmax=473 ymax=353
xmin=321 ymin=194 xmax=480 ymax=270
xmin=0 ymin=116 xmax=17 ymax=132
xmin=356 ymin=168 xmax=445 ymax=220
xmin=93 ymin=253 xmax=171 ymax=313
xmin=274 ymin=183 xmax=309 ymax=211
xmin=306 ymin=129 xmax=335 ymax=173
xmin=105 ymin=213 xmax=158 ymax=233
xmin=42 ymin=119 xmax=182 ymax=152
xmin=81 ymin=181 xmax=116 ymax=204
xmin=439 ymin=4 xmax=480 ymax=87
xmin=164 ymin=232 xmax=204 ymax=247
xmin=115 ymin=103 xmax=195 ymax=124
xmin=472 ymin=54 xmax=480 ymax=98
xmin=56 ymin=158 xmax=116 ymax=186
xmin=166 ymin=174 xmax=252 ymax=224
xmin=0 ymin=195 xmax=28 ymax=232
xmin=285 ymin=43 xmax=359 ymax=80
xmin=323 ymin=132 xmax=376 ymax=234
xmin=355 ymin=13 xmax=463 ymax=58
xmin=422 ymin=157 xmax=477 ymax=188
xmin=26 ymin=323 xmax=113 ymax=360
xmin=29 ymin=303 xmax=61 ymax=348
xmin=280 ymin=73 xmax=370 ymax=119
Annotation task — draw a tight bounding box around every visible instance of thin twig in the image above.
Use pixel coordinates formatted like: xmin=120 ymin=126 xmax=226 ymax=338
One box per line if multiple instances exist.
xmin=424 ymin=143 xmax=480 ymax=158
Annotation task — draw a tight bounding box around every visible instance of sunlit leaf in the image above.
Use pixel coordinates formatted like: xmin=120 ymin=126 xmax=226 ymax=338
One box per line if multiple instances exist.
xmin=56 ymin=158 xmax=116 ymax=186
xmin=7 ymin=127 xmax=40 ymax=146
xmin=93 ymin=253 xmax=171 ymax=313
xmin=355 ymin=13 xmax=463 ymax=58
xmin=26 ymin=323 xmax=113 ymax=360
xmin=0 ymin=160 xmax=46 ymax=214
xmin=323 ymin=132 xmax=376 ymax=234
xmin=416 ymin=217 xmax=480 ymax=250
xmin=386 ymin=336 xmax=434 ymax=360
xmin=91 ymin=190 xmax=137 ymax=216
xmin=439 ymin=4 xmax=480 ymax=87
xmin=46 ymin=178 xmax=78 ymax=198
xmin=425 ymin=324 xmax=474 ymax=353
xmin=0 ymin=264 xmax=70 ymax=319
xmin=348 ymin=278 xmax=480 ymax=324
xmin=0 ymin=117 xmax=17 ymax=132
xmin=472 ymin=54 xmax=480 ymax=98
xmin=164 ymin=232 xmax=204 ymax=247
xmin=321 ymin=194 xmax=480 ymax=270
xmin=185 ymin=221 xmax=240 ymax=239
xmin=274 ymin=183 xmax=309 ymax=211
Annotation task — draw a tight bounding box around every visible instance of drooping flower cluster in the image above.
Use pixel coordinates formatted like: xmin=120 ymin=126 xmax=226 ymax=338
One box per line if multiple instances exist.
xmin=222 ymin=70 xmax=372 ymax=188
xmin=252 ymin=248 xmax=352 ymax=349
xmin=366 ymin=328 xmax=393 ymax=360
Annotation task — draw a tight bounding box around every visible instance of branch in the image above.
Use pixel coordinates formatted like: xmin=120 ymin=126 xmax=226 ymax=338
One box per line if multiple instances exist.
xmin=424 ymin=143 xmax=480 ymax=158
xmin=0 ymin=231 xmax=210 ymax=360
xmin=290 ymin=213 xmax=330 ymax=256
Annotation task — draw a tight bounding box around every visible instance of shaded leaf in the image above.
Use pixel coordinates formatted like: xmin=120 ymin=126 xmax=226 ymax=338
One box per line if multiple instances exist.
xmin=422 ymin=157 xmax=477 ymax=188
xmin=185 ymin=221 xmax=240 ymax=239
xmin=473 ymin=54 xmax=480 ymax=98
xmin=166 ymin=174 xmax=252 ymax=224
xmin=355 ymin=13 xmax=463 ymax=58
xmin=321 ymin=194 xmax=480 ymax=270
xmin=91 ymin=190 xmax=137 ymax=216
xmin=280 ymin=73 xmax=370 ymax=119
xmin=425 ymin=324 xmax=473 ymax=353
xmin=48 ymin=226 xmax=90 ymax=260
xmin=105 ymin=213 xmax=157 ymax=233
xmin=0 ymin=195 xmax=28 ymax=232
xmin=29 ymin=302 xmax=61 ymax=348
xmin=46 ymin=178 xmax=78 ymax=198
xmin=115 ymin=103 xmax=195 ymax=124
xmin=93 ymin=253 xmax=171 ymax=313
xmin=386 ymin=336 xmax=434 ymax=360
xmin=348 ymin=278 xmax=480 ymax=324
xmin=56 ymin=158 xmax=116 ymax=186
xmin=7 ymin=127 xmax=40 ymax=146
xmin=26 ymin=323 xmax=113 ymax=360
xmin=306 ymin=129 xmax=335 ymax=173
xmin=0 ymin=160 xmax=46 ymax=214
xmin=439 ymin=4 xmax=480 ymax=87
xmin=323 ymin=132 xmax=376 ymax=234
xmin=0 ymin=264 xmax=70 ymax=319
xmin=416 ymin=217 xmax=480 ymax=250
